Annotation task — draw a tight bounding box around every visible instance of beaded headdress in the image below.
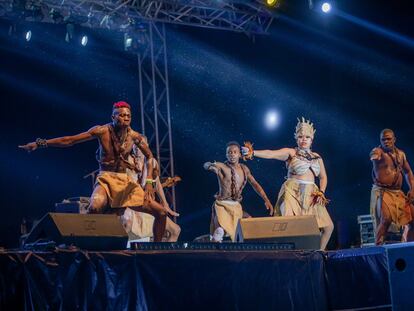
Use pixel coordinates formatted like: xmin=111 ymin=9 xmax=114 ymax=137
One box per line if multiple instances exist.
xmin=294 ymin=117 xmax=316 ymax=139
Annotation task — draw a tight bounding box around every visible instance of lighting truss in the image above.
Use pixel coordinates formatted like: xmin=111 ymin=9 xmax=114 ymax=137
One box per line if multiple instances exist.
xmin=0 ymin=0 xmax=274 ymax=34
xmin=0 ymin=0 xmax=274 ymax=215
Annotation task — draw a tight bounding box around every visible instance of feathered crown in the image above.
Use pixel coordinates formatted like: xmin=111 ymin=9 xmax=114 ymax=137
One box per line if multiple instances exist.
xmin=294 ymin=117 xmax=316 ymax=139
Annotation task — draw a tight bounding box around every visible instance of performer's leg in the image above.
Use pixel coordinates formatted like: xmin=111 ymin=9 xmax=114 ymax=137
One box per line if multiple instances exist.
xmin=164 ymin=218 xmax=181 ymax=242
xmin=130 ymin=200 xmax=167 ymax=242
xmin=404 ymin=204 xmax=414 ymax=242
xmin=88 ymin=185 xmax=108 ymax=213
xmin=320 ymin=222 xmax=334 ymax=250
xmin=376 ymin=219 xmax=392 ymax=245
xmin=120 ymin=208 xmax=133 ymax=233
xmin=375 ymin=195 xmax=393 ymax=245
xmin=376 ymin=201 xmax=393 ymax=245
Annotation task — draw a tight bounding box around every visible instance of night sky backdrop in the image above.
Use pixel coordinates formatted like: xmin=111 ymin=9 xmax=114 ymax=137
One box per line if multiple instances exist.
xmin=1 ymin=0 xmax=413 ymax=248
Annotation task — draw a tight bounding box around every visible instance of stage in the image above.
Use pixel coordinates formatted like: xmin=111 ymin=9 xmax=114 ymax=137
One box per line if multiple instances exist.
xmin=0 ymin=245 xmax=392 ymax=310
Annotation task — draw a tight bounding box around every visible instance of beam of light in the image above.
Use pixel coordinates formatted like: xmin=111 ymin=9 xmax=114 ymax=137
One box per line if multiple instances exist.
xmin=273 ymin=15 xmax=413 ymax=95
xmin=264 ymin=110 xmax=280 ymax=130
xmin=336 ymin=10 xmax=414 ymax=50
xmin=321 ymin=2 xmax=331 ymax=13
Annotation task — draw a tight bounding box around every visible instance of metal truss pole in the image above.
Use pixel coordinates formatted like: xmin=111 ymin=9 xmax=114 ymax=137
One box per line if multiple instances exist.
xmin=138 ymin=22 xmax=176 ymax=214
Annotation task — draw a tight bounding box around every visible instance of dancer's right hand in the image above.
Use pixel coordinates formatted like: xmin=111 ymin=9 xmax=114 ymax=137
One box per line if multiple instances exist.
xmin=241 ymin=147 xmax=249 ymax=156
xmin=18 ymin=142 xmax=37 ymax=152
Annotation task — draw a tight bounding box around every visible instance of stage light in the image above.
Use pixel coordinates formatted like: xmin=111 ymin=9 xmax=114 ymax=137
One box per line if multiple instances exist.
xmin=80 ymin=35 xmax=88 ymax=46
xmin=24 ymin=30 xmax=32 ymax=42
xmin=321 ymin=2 xmax=331 ymax=13
xmin=265 ymin=0 xmax=279 ymax=8
xmin=264 ymin=110 xmax=280 ymax=130
xmin=124 ymin=33 xmax=133 ymax=50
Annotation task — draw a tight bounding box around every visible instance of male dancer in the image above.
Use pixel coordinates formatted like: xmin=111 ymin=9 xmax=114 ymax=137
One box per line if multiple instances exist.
xmin=370 ymin=129 xmax=414 ymax=244
xmin=19 ymin=101 xmax=177 ymax=241
xmin=204 ymin=141 xmax=273 ymax=242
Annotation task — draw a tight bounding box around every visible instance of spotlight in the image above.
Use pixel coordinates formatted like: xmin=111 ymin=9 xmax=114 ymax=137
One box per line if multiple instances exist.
xmin=264 ymin=110 xmax=280 ymax=130
xmin=265 ymin=0 xmax=279 ymax=8
xmin=80 ymin=35 xmax=88 ymax=46
xmin=321 ymin=2 xmax=331 ymax=13
xmin=24 ymin=30 xmax=32 ymax=42
xmin=124 ymin=33 xmax=133 ymax=50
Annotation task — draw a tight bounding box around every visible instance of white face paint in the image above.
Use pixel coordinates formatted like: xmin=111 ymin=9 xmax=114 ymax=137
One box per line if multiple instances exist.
xmin=296 ymin=133 xmax=313 ymax=150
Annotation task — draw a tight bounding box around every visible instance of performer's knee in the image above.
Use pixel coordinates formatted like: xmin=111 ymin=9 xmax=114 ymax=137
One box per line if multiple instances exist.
xmin=327 ymin=222 xmax=334 ymax=234
xmin=322 ymin=222 xmax=334 ymax=235
xmin=153 ymin=205 xmax=167 ymax=218
xmin=170 ymin=223 xmax=181 ymax=237
xmin=88 ymin=193 xmax=106 ymax=213
xmin=175 ymin=224 xmax=181 ymax=236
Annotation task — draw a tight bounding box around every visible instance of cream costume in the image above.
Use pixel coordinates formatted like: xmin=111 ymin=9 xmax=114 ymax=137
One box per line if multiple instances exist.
xmin=275 ymin=148 xmax=332 ymax=229
xmin=275 ymin=118 xmax=333 ymax=249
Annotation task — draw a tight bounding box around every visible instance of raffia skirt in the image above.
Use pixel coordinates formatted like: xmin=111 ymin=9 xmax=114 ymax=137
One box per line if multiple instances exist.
xmin=274 ymin=178 xmax=333 ymax=228
xmin=210 ymin=200 xmax=243 ymax=242
xmin=370 ymin=185 xmax=412 ymax=227
xmin=96 ymin=171 xmax=145 ymax=208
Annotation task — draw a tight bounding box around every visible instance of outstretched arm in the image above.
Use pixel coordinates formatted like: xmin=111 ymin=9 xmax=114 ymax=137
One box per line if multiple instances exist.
xmin=246 ymin=168 xmax=273 ymax=215
xmin=203 ymin=161 xmax=224 ymax=177
xmin=242 ymin=147 xmax=293 ymax=161
xmin=18 ymin=126 xmax=102 ymax=152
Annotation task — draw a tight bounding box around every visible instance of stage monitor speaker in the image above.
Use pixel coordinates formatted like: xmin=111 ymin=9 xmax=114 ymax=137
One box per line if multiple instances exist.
xmin=24 ymin=213 xmax=128 ymax=250
xmin=385 ymin=242 xmax=414 ymax=311
xmin=235 ymin=215 xmax=320 ymax=250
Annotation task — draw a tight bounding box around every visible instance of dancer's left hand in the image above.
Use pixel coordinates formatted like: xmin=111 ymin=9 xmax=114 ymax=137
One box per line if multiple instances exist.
xmin=265 ymin=201 xmax=274 ymax=215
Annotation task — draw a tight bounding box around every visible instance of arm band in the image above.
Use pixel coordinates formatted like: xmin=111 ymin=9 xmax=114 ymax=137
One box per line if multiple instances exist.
xmin=36 ymin=138 xmax=48 ymax=148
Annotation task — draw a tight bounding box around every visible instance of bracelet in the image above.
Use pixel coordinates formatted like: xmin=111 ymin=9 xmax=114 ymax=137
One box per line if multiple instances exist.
xmin=243 ymin=141 xmax=254 ymax=161
xmin=35 ymin=138 xmax=48 ymax=148
xmin=145 ymin=178 xmax=154 ymax=185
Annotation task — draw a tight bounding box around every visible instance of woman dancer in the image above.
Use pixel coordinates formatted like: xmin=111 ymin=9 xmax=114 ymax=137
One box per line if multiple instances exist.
xmin=242 ymin=118 xmax=334 ymax=250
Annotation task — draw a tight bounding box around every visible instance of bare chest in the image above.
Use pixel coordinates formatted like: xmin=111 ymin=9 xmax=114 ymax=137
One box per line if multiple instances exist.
xmin=377 ymin=153 xmax=402 ymax=173
xmin=220 ymin=165 xmax=246 ymax=186
xmin=99 ymin=130 xmax=134 ymax=157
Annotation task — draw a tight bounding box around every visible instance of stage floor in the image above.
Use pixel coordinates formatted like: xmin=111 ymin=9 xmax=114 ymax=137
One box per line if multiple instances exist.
xmin=0 ymin=246 xmax=391 ymax=311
